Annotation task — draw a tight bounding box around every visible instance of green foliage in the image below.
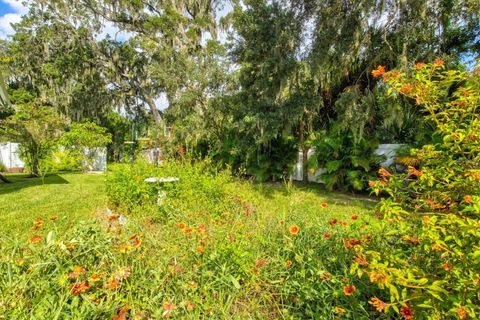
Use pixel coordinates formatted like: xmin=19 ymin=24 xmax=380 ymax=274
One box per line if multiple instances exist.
xmin=363 ymin=62 xmax=480 ymax=318
xmin=309 ymin=128 xmax=382 ymax=191
xmin=1 ymin=104 xmax=67 ymax=176
xmin=60 ymin=121 xmax=112 ymax=171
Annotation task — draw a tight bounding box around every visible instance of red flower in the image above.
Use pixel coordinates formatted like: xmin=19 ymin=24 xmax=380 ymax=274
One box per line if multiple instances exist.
xmin=343 ymin=284 xmax=356 ymax=296
xmin=372 ymin=65 xmax=386 ymax=78
xmin=320 ymin=202 xmax=328 ymax=208
xmin=320 ymin=272 xmax=332 ymax=280
xmin=350 ymin=214 xmax=358 ymax=220
xmin=289 ymin=225 xmax=300 ymax=235
xmin=285 ymin=260 xmax=293 ymax=267
xmin=323 ymin=232 xmax=331 ymax=239
xmin=401 ymin=305 xmax=414 ymax=319
xmin=329 ymin=218 xmax=338 ymax=226
xmin=344 ymin=239 xmax=362 ymax=250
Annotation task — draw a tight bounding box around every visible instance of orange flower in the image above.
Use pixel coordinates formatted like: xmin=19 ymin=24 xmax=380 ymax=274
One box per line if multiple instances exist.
xmin=350 ymin=214 xmax=358 ymax=220
xmin=163 ymin=302 xmax=176 ymax=318
xmin=369 ymin=297 xmax=388 ymax=312
xmin=196 ymin=246 xmax=205 ymax=253
xmin=31 ymin=223 xmax=43 ymax=231
xmin=343 ymin=284 xmax=356 ymax=296
xmin=285 ymin=260 xmax=293 ymax=267
xmin=49 ymin=215 xmax=58 ymax=221
xmin=415 ymin=62 xmax=426 ymax=69
xmin=114 ymin=266 xmax=131 ymax=281
xmin=129 ymin=235 xmax=142 ymax=248
xmin=33 ymin=218 xmax=45 ymax=225
xmin=289 ymin=225 xmax=300 ymax=235
xmin=399 ymin=83 xmax=414 ymax=94
xmin=329 ymin=218 xmax=338 ymax=226
xmin=441 ymin=263 xmax=454 ymax=271
xmin=368 ymin=181 xmax=376 ymax=187
xmin=113 ymin=306 xmax=130 ymax=320
xmin=185 ymin=300 xmax=195 ymax=311
xmin=455 ymin=306 xmax=469 ymax=319
xmin=66 ymin=242 xmax=76 ymax=250
xmin=320 ymin=203 xmax=328 ymax=208
xmin=320 ymin=272 xmax=332 ymax=280
xmin=354 ymin=253 xmax=369 ymax=267
xmin=184 ymin=228 xmax=193 ymax=234
xmin=335 ymin=307 xmax=346 ymax=314
xmin=89 ymin=272 xmax=102 ymax=283
xmin=255 ymin=260 xmax=268 ymax=267
xmin=177 ymin=222 xmax=186 ymax=229
xmin=29 ymin=235 xmax=42 ymax=244
xmin=464 ymin=195 xmax=473 ymax=204
xmin=434 ymin=58 xmax=444 ymax=66
xmin=108 ymin=214 xmax=120 ymax=221
xmin=106 ymin=279 xmax=122 ymax=290
xmin=369 ymin=272 xmax=387 ymax=284
xmin=378 ymin=168 xmax=391 ymax=178
xmin=69 ymin=281 xmax=90 ymax=295
xmin=323 ymin=232 xmax=331 ymax=239
xmin=401 ymin=305 xmax=414 ymax=319
xmin=344 ymin=239 xmax=362 ymax=250
xmin=407 ymin=166 xmax=422 ymax=177
xmin=371 ymin=65 xmax=386 ymax=78
xmin=69 ymin=266 xmax=87 ymax=279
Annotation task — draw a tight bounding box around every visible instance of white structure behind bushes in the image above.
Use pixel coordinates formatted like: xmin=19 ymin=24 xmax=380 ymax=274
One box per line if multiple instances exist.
xmin=0 ymin=142 xmax=107 ymax=172
xmin=0 ymin=142 xmax=24 ymax=170
xmin=292 ymin=144 xmax=404 ymax=182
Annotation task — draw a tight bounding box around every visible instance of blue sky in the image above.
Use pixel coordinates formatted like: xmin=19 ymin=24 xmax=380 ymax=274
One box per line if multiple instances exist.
xmin=0 ymin=0 xmax=27 ymax=39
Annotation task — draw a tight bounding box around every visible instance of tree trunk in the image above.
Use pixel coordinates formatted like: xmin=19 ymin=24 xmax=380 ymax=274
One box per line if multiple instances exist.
xmin=143 ymin=94 xmax=164 ymax=166
xmin=299 ymin=119 xmax=309 ymax=183
xmin=0 ymin=173 xmax=11 ymax=183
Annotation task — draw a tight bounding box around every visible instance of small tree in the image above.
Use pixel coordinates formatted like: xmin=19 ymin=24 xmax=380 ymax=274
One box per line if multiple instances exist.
xmin=1 ymin=104 xmax=66 ymax=177
xmin=60 ymin=122 xmax=112 ymax=171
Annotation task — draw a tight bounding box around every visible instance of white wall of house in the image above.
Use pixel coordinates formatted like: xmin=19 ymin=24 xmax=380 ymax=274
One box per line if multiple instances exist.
xmin=292 ymin=144 xmax=404 ymax=183
xmin=0 ymin=142 xmax=107 ymax=172
xmin=0 ymin=142 xmax=24 ymax=169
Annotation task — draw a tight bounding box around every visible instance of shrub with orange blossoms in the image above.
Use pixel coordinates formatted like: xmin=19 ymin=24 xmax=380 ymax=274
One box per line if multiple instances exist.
xmin=360 ymin=61 xmax=480 ymax=318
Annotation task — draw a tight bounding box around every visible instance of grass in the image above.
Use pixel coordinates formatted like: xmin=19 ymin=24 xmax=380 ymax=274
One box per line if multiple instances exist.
xmin=0 ymin=167 xmax=380 ymax=319
xmin=0 ymin=173 xmax=107 ymax=237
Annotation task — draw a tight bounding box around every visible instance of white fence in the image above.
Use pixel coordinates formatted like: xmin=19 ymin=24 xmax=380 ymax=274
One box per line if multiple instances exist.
xmin=0 ymin=142 xmax=24 ymax=170
xmin=0 ymin=142 xmax=107 ymax=172
xmin=292 ymin=144 xmax=403 ymax=182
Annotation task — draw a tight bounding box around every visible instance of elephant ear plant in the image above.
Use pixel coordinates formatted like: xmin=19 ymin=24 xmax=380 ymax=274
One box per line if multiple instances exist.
xmin=308 ymin=127 xmax=383 ymax=191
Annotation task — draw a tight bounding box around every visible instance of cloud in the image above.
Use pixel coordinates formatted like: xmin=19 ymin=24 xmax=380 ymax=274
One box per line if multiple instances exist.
xmin=2 ymin=0 xmax=27 ymax=15
xmin=0 ymin=13 xmax=21 ymax=39
xmin=0 ymin=0 xmax=28 ymax=39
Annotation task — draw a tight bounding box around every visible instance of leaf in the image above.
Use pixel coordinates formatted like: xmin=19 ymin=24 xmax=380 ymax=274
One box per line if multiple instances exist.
xmin=230 ymin=275 xmax=241 ymax=289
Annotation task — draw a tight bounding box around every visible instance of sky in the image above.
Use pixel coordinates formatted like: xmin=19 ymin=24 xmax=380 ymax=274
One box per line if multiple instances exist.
xmin=0 ymin=0 xmax=27 ymax=39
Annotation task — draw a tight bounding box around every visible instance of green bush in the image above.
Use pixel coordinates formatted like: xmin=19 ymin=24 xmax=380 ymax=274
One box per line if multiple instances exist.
xmin=309 ymin=127 xmax=383 ymax=191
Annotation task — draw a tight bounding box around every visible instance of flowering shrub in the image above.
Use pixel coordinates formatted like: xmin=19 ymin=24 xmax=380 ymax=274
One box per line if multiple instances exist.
xmin=362 ymin=62 xmax=480 ymax=318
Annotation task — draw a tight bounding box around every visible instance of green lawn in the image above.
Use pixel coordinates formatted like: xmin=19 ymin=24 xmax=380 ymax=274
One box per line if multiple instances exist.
xmin=0 ymin=171 xmax=380 ymax=318
xmin=0 ymin=173 xmax=107 ymax=237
